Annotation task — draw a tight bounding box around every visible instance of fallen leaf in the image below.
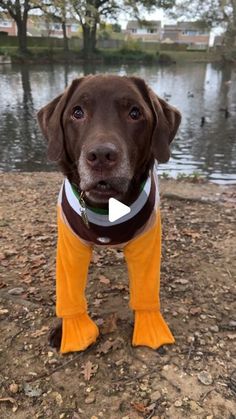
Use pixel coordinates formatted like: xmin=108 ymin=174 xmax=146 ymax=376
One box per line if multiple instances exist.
xmin=0 ymin=308 xmax=9 ymax=315
xmin=51 ymin=391 xmax=63 ymax=406
xmin=93 ymin=299 xmax=102 ymax=307
xmin=97 ymin=340 xmax=114 ymax=354
xmin=131 ymin=401 xmax=147 ymax=413
xmin=227 ymin=334 xmax=236 ymax=340
xmin=174 ymin=279 xmax=189 ymax=285
xmin=99 ymin=275 xmax=110 ymax=285
xmin=92 ymin=253 xmax=102 ymax=264
xmin=97 ymin=337 xmax=123 ymax=355
xmin=81 ymin=361 xmax=98 ymax=381
xmin=35 ymin=235 xmax=51 ymax=242
xmin=101 ymin=313 xmax=118 ymax=334
xmin=183 ymin=229 xmax=200 ymax=239
xmin=31 ymin=326 xmax=49 ymax=338
xmin=114 ymin=251 xmax=124 ymax=260
xmin=189 ymin=307 xmax=202 ymax=316
xmin=111 ymin=283 xmax=128 ymax=291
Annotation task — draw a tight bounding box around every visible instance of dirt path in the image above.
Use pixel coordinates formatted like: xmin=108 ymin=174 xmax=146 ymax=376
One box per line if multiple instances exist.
xmin=0 ymin=173 xmax=235 ymax=419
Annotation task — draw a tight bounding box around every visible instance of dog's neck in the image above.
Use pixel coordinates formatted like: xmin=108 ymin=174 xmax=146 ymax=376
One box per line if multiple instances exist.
xmin=69 ymin=173 xmax=150 ymax=211
xmin=59 ymin=157 xmax=155 ymax=210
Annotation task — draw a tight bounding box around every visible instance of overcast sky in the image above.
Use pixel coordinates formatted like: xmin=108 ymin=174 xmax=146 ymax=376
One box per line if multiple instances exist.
xmin=119 ymin=8 xmax=167 ymax=29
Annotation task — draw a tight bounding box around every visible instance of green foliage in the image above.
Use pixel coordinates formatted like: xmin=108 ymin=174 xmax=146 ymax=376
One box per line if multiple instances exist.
xmin=101 ymin=46 xmax=159 ymax=63
xmin=176 ymin=172 xmax=204 ymax=182
xmin=98 ymin=30 xmax=111 ymax=40
xmin=120 ymin=39 xmax=143 ymax=51
xmin=158 ymin=52 xmax=174 ymax=63
xmin=112 ymin=23 xmax=121 ymax=33
xmin=160 ymin=172 xmax=170 ymax=179
xmin=0 ymin=47 xmax=5 ymax=55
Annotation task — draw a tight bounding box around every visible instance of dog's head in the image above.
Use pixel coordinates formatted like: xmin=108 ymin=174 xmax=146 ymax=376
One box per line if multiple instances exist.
xmin=37 ymin=75 xmax=181 ymax=204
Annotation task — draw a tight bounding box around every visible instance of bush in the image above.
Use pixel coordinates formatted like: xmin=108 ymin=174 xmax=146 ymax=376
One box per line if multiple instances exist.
xmin=101 ymin=47 xmax=156 ymax=63
xmin=159 ymin=53 xmax=175 ymax=64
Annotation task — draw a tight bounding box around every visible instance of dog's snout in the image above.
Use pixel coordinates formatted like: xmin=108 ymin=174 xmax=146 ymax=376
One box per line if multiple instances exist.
xmin=86 ymin=143 xmax=118 ymax=169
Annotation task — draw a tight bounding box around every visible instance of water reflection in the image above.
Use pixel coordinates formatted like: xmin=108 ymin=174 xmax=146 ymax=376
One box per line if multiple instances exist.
xmin=0 ymin=62 xmax=235 ymax=183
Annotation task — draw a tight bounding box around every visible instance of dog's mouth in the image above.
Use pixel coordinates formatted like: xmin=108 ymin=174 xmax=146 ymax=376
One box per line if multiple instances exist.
xmin=95 ymin=180 xmax=114 ymax=192
xmin=83 ymin=178 xmax=130 ymax=203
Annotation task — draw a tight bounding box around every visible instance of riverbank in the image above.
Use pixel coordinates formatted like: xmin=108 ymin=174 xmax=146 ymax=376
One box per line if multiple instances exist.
xmin=0 ymin=46 xmax=222 ymax=65
xmin=0 ymin=173 xmax=235 ymax=418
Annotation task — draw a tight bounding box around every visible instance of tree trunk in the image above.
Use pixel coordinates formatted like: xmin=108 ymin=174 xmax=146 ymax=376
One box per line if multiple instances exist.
xmin=17 ymin=18 xmax=28 ymax=54
xmin=223 ymin=23 xmax=236 ymax=61
xmin=82 ymin=23 xmax=97 ymax=59
xmin=223 ymin=0 xmax=236 ymax=60
xmin=62 ymin=21 xmax=69 ymax=53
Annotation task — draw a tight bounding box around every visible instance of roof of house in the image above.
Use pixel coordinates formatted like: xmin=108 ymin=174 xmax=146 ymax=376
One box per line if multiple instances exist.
xmin=126 ymin=20 xmax=161 ymax=30
xmin=163 ymin=21 xmax=209 ymax=33
xmin=177 ymin=21 xmax=209 ymax=30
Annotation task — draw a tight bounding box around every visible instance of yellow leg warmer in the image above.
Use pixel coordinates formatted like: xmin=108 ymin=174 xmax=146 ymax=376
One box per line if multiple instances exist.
xmin=124 ymin=211 xmax=175 ymax=349
xmin=56 ymin=209 xmax=99 ymax=353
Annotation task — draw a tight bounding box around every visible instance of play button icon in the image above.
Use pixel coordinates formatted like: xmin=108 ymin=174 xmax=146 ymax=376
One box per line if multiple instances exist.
xmin=108 ymin=198 xmax=131 ymax=222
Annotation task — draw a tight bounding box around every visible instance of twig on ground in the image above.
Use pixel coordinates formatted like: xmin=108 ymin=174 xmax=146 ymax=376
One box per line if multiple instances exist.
xmin=8 ymin=329 xmax=23 ymax=345
xmin=200 ymin=388 xmax=216 ymax=402
xmin=145 ymin=400 xmax=159 ymax=419
xmin=183 ymin=338 xmax=195 ymax=371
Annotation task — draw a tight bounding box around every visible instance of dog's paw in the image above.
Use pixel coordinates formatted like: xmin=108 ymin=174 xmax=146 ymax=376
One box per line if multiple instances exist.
xmin=132 ymin=310 xmax=175 ymax=349
xmin=49 ymin=323 xmax=62 ymax=349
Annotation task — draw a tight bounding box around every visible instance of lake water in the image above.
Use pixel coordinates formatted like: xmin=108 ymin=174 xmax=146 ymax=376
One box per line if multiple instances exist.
xmin=0 ymin=62 xmax=235 ymax=184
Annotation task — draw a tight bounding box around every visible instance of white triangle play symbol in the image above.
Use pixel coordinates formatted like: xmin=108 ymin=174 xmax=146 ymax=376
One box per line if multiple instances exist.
xmin=108 ymin=198 xmax=131 ymax=222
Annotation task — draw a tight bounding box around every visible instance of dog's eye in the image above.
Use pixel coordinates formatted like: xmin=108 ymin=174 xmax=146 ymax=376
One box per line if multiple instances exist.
xmin=72 ymin=106 xmax=84 ymax=119
xmin=129 ymin=107 xmax=141 ymax=120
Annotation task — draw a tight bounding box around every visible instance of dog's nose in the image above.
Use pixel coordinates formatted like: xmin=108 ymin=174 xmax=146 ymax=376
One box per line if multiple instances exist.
xmin=86 ymin=143 xmax=118 ymax=169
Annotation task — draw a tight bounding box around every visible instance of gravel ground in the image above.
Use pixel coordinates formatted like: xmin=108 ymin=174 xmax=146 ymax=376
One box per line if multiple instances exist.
xmin=0 ymin=173 xmax=235 ymax=419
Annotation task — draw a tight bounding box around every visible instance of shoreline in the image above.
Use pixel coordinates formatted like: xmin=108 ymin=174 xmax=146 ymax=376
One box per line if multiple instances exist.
xmin=0 ymin=47 xmax=225 ymax=65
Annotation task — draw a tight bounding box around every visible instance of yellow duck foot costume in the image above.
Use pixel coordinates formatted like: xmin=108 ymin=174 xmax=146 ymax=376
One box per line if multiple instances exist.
xmin=61 ymin=314 xmax=99 ymax=353
xmin=132 ymin=311 xmax=175 ymax=349
xmin=56 ymin=173 xmax=175 ymax=353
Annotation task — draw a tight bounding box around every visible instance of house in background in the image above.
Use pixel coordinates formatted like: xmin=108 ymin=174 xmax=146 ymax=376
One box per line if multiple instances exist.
xmin=125 ymin=20 xmax=162 ymax=42
xmin=1 ymin=14 xmax=211 ymax=48
xmin=27 ymin=17 xmax=80 ymax=38
xmin=162 ymin=21 xmax=210 ymax=48
xmin=0 ymin=16 xmax=17 ymax=36
xmin=0 ymin=14 xmax=80 ymax=38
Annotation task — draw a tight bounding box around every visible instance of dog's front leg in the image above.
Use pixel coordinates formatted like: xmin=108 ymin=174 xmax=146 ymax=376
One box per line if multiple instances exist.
xmin=55 ymin=209 xmax=99 ymax=353
xmin=124 ymin=211 xmax=175 ymax=349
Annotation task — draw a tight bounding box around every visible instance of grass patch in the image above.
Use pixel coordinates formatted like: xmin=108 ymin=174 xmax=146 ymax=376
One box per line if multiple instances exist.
xmin=176 ymin=172 xmax=205 ymax=182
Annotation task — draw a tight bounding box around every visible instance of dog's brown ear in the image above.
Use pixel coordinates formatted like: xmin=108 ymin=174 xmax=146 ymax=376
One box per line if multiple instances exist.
xmin=129 ymin=76 xmax=181 ymax=163
xmin=149 ymin=90 xmax=181 ymax=163
xmin=37 ymin=79 xmax=82 ymax=161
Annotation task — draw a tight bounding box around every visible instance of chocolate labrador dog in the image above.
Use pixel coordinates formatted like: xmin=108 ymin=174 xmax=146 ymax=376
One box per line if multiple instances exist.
xmin=37 ymin=75 xmax=181 ymax=353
